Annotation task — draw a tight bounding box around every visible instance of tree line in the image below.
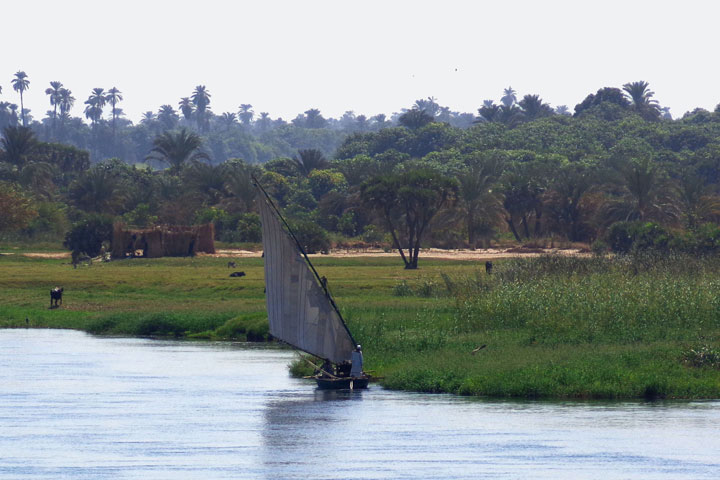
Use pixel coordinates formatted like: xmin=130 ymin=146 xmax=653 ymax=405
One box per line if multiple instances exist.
xmin=3 ymin=78 xmax=720 ymax=267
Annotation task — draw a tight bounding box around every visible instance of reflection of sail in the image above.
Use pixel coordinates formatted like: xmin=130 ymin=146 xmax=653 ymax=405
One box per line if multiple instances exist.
xmin=257 ymin=187 xmax=356 ymax=364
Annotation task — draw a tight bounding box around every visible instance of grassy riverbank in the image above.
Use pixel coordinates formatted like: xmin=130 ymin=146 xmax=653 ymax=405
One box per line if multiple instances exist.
xmin=2 ymin=249 xmax=719 ymax=399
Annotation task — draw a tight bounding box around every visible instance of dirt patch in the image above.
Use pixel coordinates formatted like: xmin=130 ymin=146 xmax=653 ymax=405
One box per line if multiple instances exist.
xmin=22 ymin=252 xmax=71 ymax=259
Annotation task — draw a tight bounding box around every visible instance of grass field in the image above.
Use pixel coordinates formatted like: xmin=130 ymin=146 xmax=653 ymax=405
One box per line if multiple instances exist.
xmin=2 ymin=249 xmax=720 ymax=399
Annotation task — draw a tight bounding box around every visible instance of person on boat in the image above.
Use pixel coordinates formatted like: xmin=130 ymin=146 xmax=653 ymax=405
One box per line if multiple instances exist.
xmin=350 ymin=344 xmax=363 ymax=378
xmin=319 ymin=359 xmax=334 ymax=378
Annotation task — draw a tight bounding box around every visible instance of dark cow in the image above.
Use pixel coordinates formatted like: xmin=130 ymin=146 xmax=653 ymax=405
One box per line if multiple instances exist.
xmin=229 ymin=271 xmax=246 ymax=278
xmin=50 ymin=287 xmax=64 ymax=308
xmin=227 ymin=261 xmax=236 ymax=269
xmin=485 ymin=261 xmax=493 ymax=274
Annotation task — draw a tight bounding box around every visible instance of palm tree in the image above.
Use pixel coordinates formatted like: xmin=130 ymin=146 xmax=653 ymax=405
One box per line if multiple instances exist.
xmin=498 ymin=104 xmax=523 ymax=127
xmin=398 ymin=108 xmax=434 ymax=129
xmin=476 ymin=100 xmax=501 ymax=123
xmin=84 ymin=88 xmax=106 ymax=125
xmin=105 ymin=87 xmax=123 ymax=139
xmin=11 ymin=71 xmax=30 ymax=126
xmin=191 ymin=85 xmax=211 ymax=131
xmin=622 ymin=81 xmax=660 ymax=120
xmin=68 ymin=167 xmax=127 ymax=214
xmin=219 ymin=112 xmax=237 ymax=130
xmin=602 ymin=157 xmax=676 ymax=224
xmin=141 ymin=111 xmax=156 ymax=124
xmin=413 ymin=97 xmax=441 ymax=118
xmin=293 ymin=149 xmax=328 ymax=176
xmin=1 ymin=125 xmax=55 ymax=198
xmin=157 ymin=105 xmax=179 ymax=130
xmin=44 ymin=81 xmax=63 ymax=136
xmin=1 ymin=125 xmax=37 ymax=167
xmin=9 ymin=104 xmax=19 ymax=126
xmin=501 ymin=86 xmax=517 ymax=108
xmin=238 ymin=104 xmax=254 ymax=126
xmin=58 ymin=88 xmax=75 ymax=116
xmin=518 ymin=94 xmax=553 ymax=121
xmin=146 ymin=128 xmax=210 ymax=173
xmin=224 ymin=160 xmax=256 ymax=211
xmin=675 ymin=172 xmax=720 ymax=230
xmin=178 ymin=97 xmax=194 ymax=121
xmin=256 ymin=112 xmax=271 ymax=133
xmin=183 ymin=162 xmax=227 ymax=204
xmin=303 ymin=108 xmax=326 ymax=128
xmin=0 ymin=102 xmax=9 ymax=128
xmin=555 ymin=105 xmax=570 ymax=116
xmin=457 ymin=156 xmax=504 ymax=246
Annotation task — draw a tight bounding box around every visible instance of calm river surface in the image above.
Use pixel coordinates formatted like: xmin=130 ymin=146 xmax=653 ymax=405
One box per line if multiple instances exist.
xmin=1 ymin=329 xmax=719 ymax=479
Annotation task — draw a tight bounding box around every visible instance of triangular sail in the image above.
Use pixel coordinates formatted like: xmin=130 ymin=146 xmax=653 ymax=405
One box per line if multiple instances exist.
xmin=256 ymin=185 xmax=356 ymax=364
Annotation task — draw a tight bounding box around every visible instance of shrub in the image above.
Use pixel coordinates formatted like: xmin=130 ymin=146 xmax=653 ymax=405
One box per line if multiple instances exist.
xmin=393 ymin=280 xmax=413 ymax=296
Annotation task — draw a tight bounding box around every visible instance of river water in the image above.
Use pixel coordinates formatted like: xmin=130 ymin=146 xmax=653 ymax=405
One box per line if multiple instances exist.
xmin=1 ymin=329 xmax=718 ymax=479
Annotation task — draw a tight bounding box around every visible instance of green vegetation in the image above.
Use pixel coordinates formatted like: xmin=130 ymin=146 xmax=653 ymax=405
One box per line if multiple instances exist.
xmin=5 ymin=81 xmax=720 ymax=272
xmin=2 ymin=251 xmax=719 ymax=400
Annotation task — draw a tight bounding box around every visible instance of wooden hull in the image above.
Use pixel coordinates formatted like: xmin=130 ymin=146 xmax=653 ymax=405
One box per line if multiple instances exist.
xmin=315 ymin=376 xmax=369 ymax=390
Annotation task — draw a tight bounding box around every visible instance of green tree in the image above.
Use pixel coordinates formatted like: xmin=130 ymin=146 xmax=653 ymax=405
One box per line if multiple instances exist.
xmin=178 ymin=97 xmax=194 ymax=121
xmin=57 ymin=88 xmax=75 ymax=136
xmin=361 ymin=168 xmax=458 ymax=269
xmin=293 ymin=149 xmax=328 ymax=176
xmin=477 ymin=100 xmax=501 ymax=122
xmin=603 ymin=157 xmax=676 ymax=224
xmin=674 ymin=172 xmax=720 ymax=230
xmin=105 ymin=87 xmax=123 ymax=139
xmin=398 ymin=108 xmax=434 ymax=129
xmin=44 ymin=81 xmax=64 ymax=137
xmin=519 ymin=94 xmax=554 ymax=121
xmin=457 ymin=154 xmax=504 ymax=246
xmin=0 ymin=183 xmax=37 ymax=233
xmin=191 ymin=85 xmax=211 ymax=131
xmin=501 ymin=86 xmax=517 ymax=107
xmin=68 ymin=167 xmax=127 ymax=214
xmin=238 ymin=104 xmax=254 ymax=126
xmin=622 ymin=80 xmax=660 ymax=120
xmin=1 ymin=125 xmax=36 ymax=167
xmin=146 ymin=128 xmax=210 ymax=173
xmin=63 ymin=214 xmax=113 ymax=258
xmin=84 ymin=88 xmax=106 ymax=125
xmin=11 ymin=71 xmax=30 ymax=126
xmin=157 ymin=105 xmax=179 ymax=130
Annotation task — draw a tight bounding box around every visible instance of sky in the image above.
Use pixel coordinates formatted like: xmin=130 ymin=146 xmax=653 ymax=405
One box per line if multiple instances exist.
xmin=2 ymin=0 xmax=719 ymax=123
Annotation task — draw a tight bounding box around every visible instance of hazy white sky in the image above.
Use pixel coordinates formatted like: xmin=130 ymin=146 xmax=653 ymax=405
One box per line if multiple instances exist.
xmin=2 ymin=0 xmax=718 ymax=123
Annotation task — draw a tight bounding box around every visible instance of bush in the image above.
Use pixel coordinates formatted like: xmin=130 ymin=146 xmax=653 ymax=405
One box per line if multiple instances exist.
xmin=393 ymin=280 xmax=413 ymax=296
xmin=63 ymin=213 xmax=113 ymax=257
xmin=290 ymin=219 xmax=331 ymax=254
xmin=604 ymin=221 xmax=671 ymax=253
xmin=235 ymin=213 xmax=261 ymax=243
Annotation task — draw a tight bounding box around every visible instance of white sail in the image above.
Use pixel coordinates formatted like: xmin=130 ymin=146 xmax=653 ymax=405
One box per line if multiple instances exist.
xmin=257 ymin=188 xmax=356 ymax=364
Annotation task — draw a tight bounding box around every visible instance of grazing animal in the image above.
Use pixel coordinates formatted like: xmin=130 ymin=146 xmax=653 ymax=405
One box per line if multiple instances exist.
xmin=485 ymin=261 xmax=493 ymax=274
xmin=227 ymin=261 xmax=236 ymax=269
xmin=50 ymin=287 xmax=64 ymax=308
xmin=229 ymin=271 xmax=246 ymax=278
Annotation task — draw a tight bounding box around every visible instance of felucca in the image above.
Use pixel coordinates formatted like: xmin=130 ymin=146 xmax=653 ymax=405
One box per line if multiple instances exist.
xmin=254 ymin=179 xmax=369 ymax=389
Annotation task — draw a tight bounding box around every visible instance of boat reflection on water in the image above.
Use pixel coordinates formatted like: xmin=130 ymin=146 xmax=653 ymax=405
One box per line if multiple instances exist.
xmin=261 ymin=388 xmax=367 ymax=475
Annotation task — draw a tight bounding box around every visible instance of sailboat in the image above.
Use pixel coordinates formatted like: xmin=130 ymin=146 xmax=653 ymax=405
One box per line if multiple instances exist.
xmin=254 ymin=179 xmax=370 ymax=390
